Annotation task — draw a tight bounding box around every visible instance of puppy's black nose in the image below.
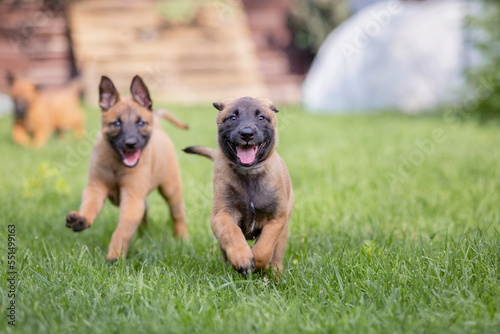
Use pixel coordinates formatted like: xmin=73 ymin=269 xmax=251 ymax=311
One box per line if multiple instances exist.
xmin=125 ymin=138 xmax=138 ymax=149
xmin=240 ymin=127 xmax=255 ymax=141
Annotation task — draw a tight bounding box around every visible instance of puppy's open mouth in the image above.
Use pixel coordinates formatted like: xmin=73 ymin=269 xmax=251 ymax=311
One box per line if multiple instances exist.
xmin=118 ymin=149 xmax=142 ymax=167
xmin=228 ymin=141 xmax=267 ymax=167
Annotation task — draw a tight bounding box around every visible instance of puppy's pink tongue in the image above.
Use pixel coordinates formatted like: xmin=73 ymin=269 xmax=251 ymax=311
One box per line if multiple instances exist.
xmin=236 ymin=146 xmax=256 ymax=165
xmin=123 ymin=149 xmax=141 ymax=166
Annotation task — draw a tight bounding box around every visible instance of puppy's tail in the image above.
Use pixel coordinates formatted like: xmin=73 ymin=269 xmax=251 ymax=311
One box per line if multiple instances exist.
xmin=183 ymin=146 xmax=216 ymax=161
xmin=155 ymin=108 xmax=189 ymax=130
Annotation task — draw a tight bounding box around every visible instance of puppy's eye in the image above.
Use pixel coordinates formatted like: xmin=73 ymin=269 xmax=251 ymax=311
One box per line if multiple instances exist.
xmin=137 ymin=120 xmax=146 ymax=127
xmin=258 ymin=115 xmax=265 ymax=121
xmin=112 ymin=120 xmax=121 ymax=127
xmin=230 ymin=115 xmax=237 ymax=121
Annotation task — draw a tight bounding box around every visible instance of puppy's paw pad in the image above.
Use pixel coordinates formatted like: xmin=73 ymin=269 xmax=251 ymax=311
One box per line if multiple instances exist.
xmin=65 ymin=211 xmax=87 ymax=232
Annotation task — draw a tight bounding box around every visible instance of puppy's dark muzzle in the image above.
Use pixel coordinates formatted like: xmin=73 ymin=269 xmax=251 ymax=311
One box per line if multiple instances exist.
xmin=124 ymin=137 xmax=138 ymax=149
xmin=14 ymin=99 xmax=28 ymax=119
xmin=240 ymin=127 xmax=255 ymax=142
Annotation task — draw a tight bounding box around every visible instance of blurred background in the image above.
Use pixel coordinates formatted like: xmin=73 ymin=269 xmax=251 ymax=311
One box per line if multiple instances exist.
xmin=2 ymin=2 xmax=500 ymax=332
xmin=0 ymin=0 xmax=498 ymax=117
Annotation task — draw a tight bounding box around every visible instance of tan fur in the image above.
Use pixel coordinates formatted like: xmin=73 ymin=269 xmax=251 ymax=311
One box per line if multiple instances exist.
xmin=66 ymin=84 xmax=187 ymax=261
xmin=9 ymin=77 xmax=84 ymax=147
xmin=186 ymin=97 xmax=293 ymax=275
xmin=212 ymin=152 xmax=293 ymax=273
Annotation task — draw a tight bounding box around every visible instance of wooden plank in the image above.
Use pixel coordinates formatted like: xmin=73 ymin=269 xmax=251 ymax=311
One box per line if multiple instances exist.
xmin=70 ymin=0 xmax=155 ymax=10
xmin=71 ymin=45 xmax=257 ymax=63
xmin=88 ymin=57 xmax=254 ymax=73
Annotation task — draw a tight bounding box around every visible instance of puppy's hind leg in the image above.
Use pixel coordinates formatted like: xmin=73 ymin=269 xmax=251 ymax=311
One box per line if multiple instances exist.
xmin=32 ymin=127 xmax=52 ymax=148
xmin=158 ymin=171 xmax=188 ymax=239
xmin=141 ymin=201 xmax=148 ymax=226
xmin=12 ymin=124 xmax=31 ymax=146
xmin=55 ymin=128 xmax=66 ymax=141
xmin=268 ymin=220 xmax=289 ymax=272
xmin=72 ymin=115 xmax=85 ymax=140
xmin=137 ymin=201 xmax=148 ymax=237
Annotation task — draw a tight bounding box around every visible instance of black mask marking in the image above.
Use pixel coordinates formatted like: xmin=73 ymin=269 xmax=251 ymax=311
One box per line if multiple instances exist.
xmin=106 ymin=111 xmax=151 ymax=168
xmin=13 ymin=98 xmax=28 ymax=120
xmin=218 ymin=103 xmax=275 ymax=168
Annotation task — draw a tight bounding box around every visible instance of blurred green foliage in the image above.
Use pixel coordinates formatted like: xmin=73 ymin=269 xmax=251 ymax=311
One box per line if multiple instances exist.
xmin=22 ymin=162 xmax=69 ymax=199
xmin=155 ymin=0 xmax=237 ymax=24
xmin=156 ymin=0 xmax=197 ymax=23
xmin=467 ymin=0 xmax=500 ymax=119
xmin=288 ymin=0 xmax=351 ymax=53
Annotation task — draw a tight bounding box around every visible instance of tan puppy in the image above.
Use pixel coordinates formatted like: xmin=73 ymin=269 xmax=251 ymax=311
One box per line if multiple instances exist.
xmin=66 ymin=75 xmax=188 ymax=261
xmin=7 ymin=73 xmax=85 ymax=147
xmin=184 ymin=97 xmax=293 ymax=275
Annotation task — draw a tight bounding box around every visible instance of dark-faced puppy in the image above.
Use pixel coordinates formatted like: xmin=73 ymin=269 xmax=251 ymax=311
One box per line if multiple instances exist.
xmin=7 ymin=72 xmax=85 ymax=147
xmin=184 ymin=97 xmax=293 ymax=276
xmin=66 ymin=75 xmax=188 ymax=261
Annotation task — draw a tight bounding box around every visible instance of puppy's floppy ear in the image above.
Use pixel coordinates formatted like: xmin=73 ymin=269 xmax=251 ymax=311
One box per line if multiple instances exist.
xmin=131 ymin=75 xmax=152 ymax=110
xmin=212 ymin=102 xmax=223 ymax=111
xmin=99 ymin=76 xmax=119 ymax=111
xmin=6 ymin=71 xmax=15 ymax=87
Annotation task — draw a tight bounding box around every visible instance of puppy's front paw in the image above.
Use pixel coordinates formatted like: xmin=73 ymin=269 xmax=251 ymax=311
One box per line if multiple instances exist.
xmin=226 ymin=244 xmax=255 ymax=276
xmin=65 ymin=211 xmax=88 ymax=232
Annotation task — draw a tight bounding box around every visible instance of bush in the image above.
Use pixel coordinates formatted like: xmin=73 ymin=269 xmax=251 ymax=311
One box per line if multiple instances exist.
xmin=288 ymin=0 xmax=351 ymax=53
xmin=155 ymin=0 xmax=238 ymax=25
xmin=466 ymin=0 xmax=500 ymax=119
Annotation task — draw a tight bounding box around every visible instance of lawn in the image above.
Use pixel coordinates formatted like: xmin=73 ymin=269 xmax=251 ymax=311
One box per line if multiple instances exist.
xmin=0 ymin=104 xmax=499 ymax=334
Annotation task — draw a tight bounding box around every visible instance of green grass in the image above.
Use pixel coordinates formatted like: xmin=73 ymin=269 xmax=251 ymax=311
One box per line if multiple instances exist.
xmin=0 ymin=104 xmax=499 ymax=334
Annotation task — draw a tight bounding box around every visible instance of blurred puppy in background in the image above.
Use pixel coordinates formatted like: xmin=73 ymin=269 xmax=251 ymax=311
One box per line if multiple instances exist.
xmin=6 ymin=72 xmax=85 ymax=147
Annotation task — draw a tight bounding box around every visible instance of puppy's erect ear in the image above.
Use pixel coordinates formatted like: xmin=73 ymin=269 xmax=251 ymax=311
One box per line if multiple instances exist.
xmin=99 ymin=76 xmax=119 ymax=111
xmin=131 ymin=75 xmax=152 ymax=110
xmin=258 ymin=98 xmax=279 ymax=113
xmin=212 ymin=102 xmax=223 ymax=111
xmin=6 ymin=71 xmax=15 ymax=87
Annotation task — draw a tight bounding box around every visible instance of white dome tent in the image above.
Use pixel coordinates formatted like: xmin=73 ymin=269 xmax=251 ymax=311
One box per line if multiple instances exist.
xmin=303 ymin=0 xmax=472 ymax=113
